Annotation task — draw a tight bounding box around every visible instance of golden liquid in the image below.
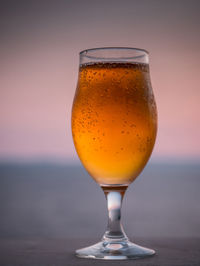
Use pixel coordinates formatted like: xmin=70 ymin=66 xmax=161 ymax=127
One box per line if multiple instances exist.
xmin=71 ymin=62 xmax=157 ymax=185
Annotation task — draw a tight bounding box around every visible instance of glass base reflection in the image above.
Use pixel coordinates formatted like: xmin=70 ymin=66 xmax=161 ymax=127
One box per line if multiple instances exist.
xmin=76 ymin=239 xmax=155 ymax=260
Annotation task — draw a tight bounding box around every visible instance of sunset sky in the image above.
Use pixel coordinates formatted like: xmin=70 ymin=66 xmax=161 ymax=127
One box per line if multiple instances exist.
xmin=1 ymin=0 xmax=200 ymax=163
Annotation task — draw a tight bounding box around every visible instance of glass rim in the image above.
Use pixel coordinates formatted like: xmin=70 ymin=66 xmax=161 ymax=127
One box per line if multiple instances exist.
xmin=79 ymin=47 xmax=149 ymax=60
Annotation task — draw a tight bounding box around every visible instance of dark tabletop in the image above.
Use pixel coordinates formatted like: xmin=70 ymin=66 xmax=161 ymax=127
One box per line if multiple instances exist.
xmin=0 ymin=162 xmax=200 ymax=265
xmin=0 ymin=237 xmax=200 ymax=266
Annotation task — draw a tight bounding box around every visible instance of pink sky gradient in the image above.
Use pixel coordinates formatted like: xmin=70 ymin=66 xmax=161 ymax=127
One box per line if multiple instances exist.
xmin=1 ymin=0 xmax=200 ymax=162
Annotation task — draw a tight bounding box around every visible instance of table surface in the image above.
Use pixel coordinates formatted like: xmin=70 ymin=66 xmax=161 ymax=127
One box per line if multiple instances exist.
xmin=0 ymin=237 xmax=200 ymax=266
xmin=0 ymin=163 xmax=200 ymax=265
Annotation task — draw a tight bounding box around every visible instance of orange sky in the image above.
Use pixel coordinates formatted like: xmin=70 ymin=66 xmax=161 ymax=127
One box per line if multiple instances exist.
xmin=1 ymin=0 xmax=200 ymax=162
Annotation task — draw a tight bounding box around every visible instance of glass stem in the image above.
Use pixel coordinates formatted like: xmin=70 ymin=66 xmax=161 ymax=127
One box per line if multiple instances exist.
xmin=102 ymin=186 xmax=128 ymax=242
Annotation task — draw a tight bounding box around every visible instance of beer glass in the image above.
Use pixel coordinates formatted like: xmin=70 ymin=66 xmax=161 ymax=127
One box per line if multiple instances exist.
xmin=71 ymin=47 xmax=157 ymax=260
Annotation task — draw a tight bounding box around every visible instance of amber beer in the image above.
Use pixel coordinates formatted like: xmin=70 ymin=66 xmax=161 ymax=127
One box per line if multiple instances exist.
xmin=72 ymin=62 xmax=157 ymax=185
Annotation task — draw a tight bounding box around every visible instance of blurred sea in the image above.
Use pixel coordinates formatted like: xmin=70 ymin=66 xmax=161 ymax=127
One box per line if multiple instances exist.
xmin=0 ymin=162 xmax=200 ymax=239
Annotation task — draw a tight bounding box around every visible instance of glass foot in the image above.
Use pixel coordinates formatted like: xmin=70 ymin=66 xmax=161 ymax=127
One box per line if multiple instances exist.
xmin=76 ymin=239 xmax=155 ymax=260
